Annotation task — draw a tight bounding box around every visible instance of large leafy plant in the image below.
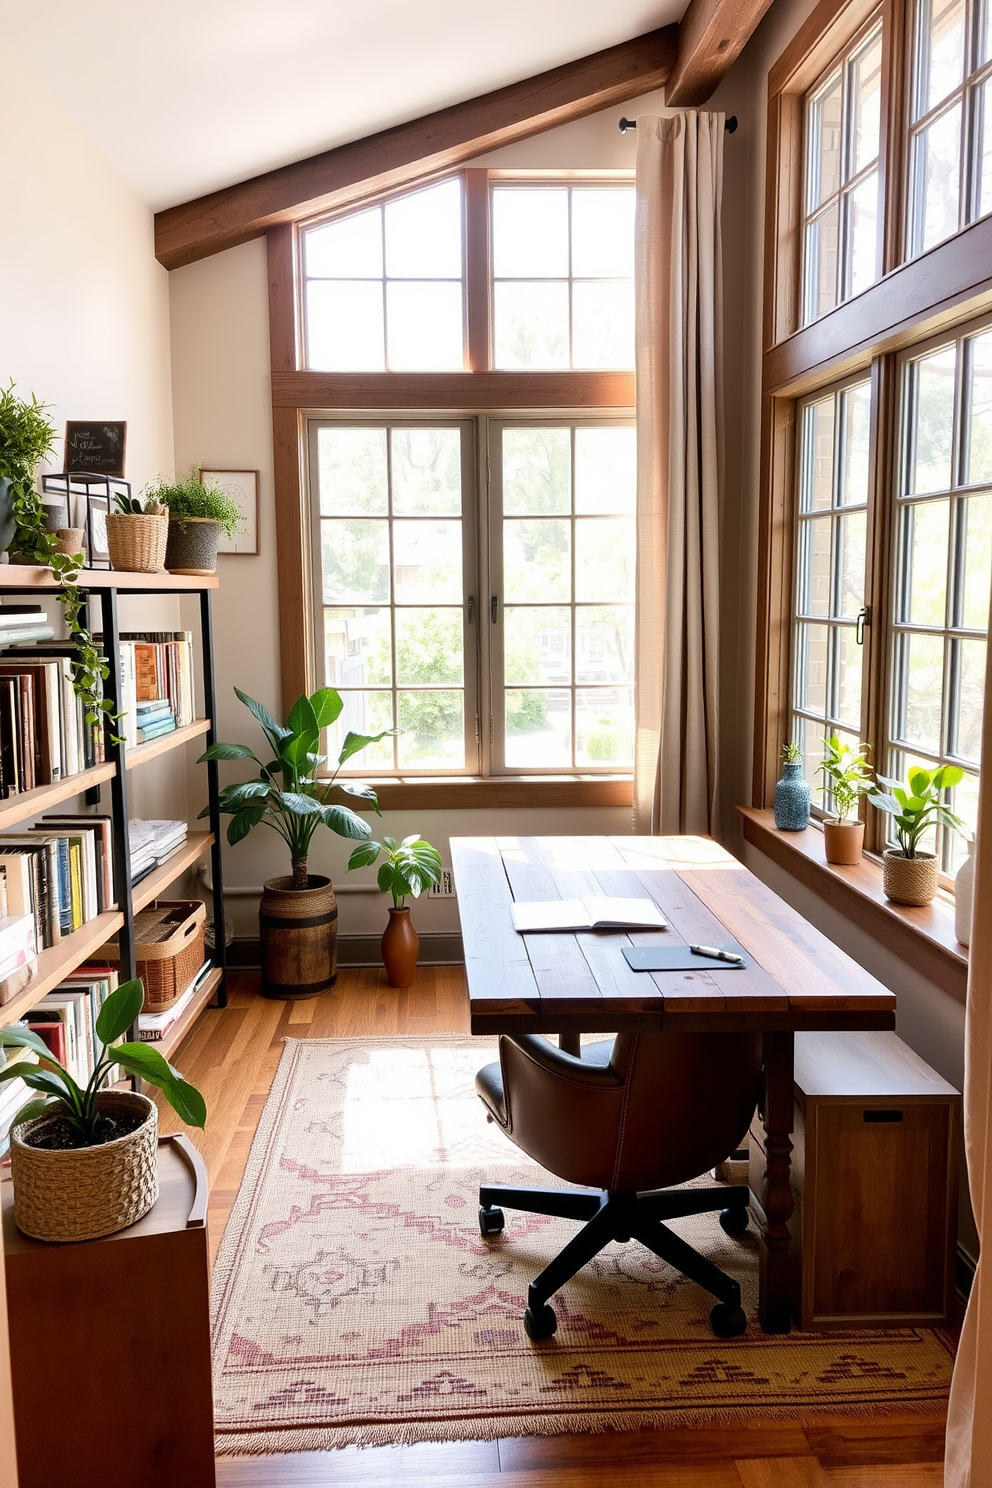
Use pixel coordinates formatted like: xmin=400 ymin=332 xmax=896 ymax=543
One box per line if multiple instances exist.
xmin=0 ymin=381 xmax=118 ymax=742
xmin=817 ymin=735 xmax=875 ymax=821
xmin=200 ymin=687 xmax=393 ymax=889
xmin=0 ymin=978 xmax=205 ymax=1145
xmin=348 ymin=835 xmax=443 ymax=908
xmin=145 ymin=466 xmax=242 ymax=537
xmin=869 ymin=763 xmax=965 ymax=858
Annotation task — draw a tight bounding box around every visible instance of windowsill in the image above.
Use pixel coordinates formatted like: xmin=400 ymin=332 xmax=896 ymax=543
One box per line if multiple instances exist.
xmin=328 ymin=775 xmax=633 ymax=810
xmin=737 ymin=806 xmax=968 ymax=1004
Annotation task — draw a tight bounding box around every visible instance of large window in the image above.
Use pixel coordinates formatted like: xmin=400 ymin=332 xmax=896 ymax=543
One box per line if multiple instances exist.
xmin=308 ymin=414 xmax=635 ymax=777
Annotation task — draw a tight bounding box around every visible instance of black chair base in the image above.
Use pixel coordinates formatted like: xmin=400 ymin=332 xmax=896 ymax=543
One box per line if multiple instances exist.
xmin=478 ymin=1181 xmax=750 ymax=1341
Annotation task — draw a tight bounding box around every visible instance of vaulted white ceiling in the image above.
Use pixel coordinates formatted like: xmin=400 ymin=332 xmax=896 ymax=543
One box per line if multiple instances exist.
xmin=0 ymin=0 xmax=684 ymax=211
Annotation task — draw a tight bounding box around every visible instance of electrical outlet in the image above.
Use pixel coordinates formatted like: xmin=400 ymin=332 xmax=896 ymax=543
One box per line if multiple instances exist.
xmin=429 ymin=871 xmax=455 ymax=898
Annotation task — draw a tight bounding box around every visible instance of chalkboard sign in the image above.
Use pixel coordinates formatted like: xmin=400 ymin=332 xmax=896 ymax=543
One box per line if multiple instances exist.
xmin=64 ymin=422 xmax=127 ymax=477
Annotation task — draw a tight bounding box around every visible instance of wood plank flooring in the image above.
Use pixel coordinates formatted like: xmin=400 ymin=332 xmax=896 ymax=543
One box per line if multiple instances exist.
xmin=157 ymin=968 xmax=948 ymax=1488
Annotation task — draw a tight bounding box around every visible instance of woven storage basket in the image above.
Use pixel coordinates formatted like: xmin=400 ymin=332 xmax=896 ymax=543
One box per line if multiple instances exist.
xmin=10 ymin=1090 xmax=158 ymax=1242
xmin=103 ymin=899 xmax=206 ymax=1011
xmin=105 ymin=512 xmax=169 ymax=573
xmin=882 ymin=849 xmax=939 ymax=906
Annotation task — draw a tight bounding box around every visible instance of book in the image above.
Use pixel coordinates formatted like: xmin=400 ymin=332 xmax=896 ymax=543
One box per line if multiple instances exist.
xmin=137 ymin=961 xmax=210 ymax=1040
xmin=42 ymin=815 xmax=113 ymax=914
xmin=136 ymin=717 xmax=176 ymax=743
xmin=0 ymin=625 xmax=56 ymax=646
xmin=511 ymin=897 xmax=668 ymax=933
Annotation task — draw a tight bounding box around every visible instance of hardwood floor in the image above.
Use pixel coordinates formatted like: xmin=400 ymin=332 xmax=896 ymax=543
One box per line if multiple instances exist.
xmin=158 ymin=967 xmax=948 ymax=1488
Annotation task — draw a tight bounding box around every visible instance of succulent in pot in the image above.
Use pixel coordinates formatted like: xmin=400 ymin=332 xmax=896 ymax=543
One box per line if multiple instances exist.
xmin=104 ymin=489 xmax=170 ymax=574
xmin=200 ymin=686 xmax=394 ymax=999
xmin=348 ymin=835 xmax=444 ymax=987
xmin=0 ymin=977 xmax=206 ymax=1242
xmin=869 ymin=764 xmax=965 ymax=905
xmin=146 ymin=466 xmax=243 ymax=575
xmin=817 ymin=735 xmax=874 ymax=865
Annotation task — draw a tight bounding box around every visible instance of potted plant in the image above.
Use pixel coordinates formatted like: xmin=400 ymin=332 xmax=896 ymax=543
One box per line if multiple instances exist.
xmin=0 ymin=382 xmax=117 ymax=743
xmin=348 ymin=835 xmax=444 ymax=987
xmin=817 ymin=735 xmax=874 ymax=865
xmin=774 ymin=740 xmax=811 ymax=830
xmin=145 ymin=466 xmax=242 ymax=575
xmin=104 ymin=489 xmax=169 ymax=574
xmin=869 ymin=764 xmax=965 ymax=905
xmin=200 ymin=686 xmax=393 ymax=999
xmin=0 ymin=977 xmax=205 ymax=1243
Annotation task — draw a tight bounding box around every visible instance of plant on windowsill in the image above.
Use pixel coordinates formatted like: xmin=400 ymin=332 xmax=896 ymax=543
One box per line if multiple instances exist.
xmin=199 ymin=686 xmax=394 ymax=1000
xmin=868 ymin=764 xmax=965 ymax=906
xmin=347 ymin=835 xmax=444 ymax=987
xmin=145 ymin=466 xmax=243 ymax=576
xmin=774 ymin=740 xmax=811 ymax=831
xmin=0 ymin=977 xmax=206 ymax=1243
xmin=104 ymin=489 xmax=170 ymax=574
xmin=817 ymin=735 xmax=875 ymax=865
xmin=0 ymin=381 xmax=119 ymax=744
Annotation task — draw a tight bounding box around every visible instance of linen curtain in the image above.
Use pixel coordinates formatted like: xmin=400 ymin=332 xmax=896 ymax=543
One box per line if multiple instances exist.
xmin=633 ymin=112 xmax=724 ymax=836
xmin=945 ymin=628 xmax=992 ymax=1484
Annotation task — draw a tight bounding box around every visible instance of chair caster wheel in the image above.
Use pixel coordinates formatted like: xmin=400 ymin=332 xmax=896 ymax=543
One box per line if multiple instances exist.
xmin=719 ymin=1205 xmax=749 ymax=1236
xmin=710 ymin=1303 xmax=748 ymax=1338
xmin=479 ymin=1205 xmax=504 ymax=1236
xmin=524 ymin=1302 xmax=558 ymax=1341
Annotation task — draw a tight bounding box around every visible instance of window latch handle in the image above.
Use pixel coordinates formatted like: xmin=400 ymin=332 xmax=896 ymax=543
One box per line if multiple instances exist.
xmin=467 ymin=595 xmax=475 ymax=624
xmin=491 ymin=594 xmax=499 ymax=624
xmin=856 ymin=606 xmax=870 ymax=646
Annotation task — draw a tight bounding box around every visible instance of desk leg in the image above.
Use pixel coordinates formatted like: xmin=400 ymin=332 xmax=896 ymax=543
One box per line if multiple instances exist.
xmin=559 ymin=1033 xmax=581 ymax=1057
xmin=758 ymin=1030 xmax=795 ymax=1334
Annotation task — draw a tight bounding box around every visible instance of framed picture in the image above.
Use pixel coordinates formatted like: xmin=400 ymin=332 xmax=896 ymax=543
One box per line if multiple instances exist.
xmin=199 ymin=469 xmax=260 ymax=555
xmin=64 ymin=422 xmax=127 ymax=477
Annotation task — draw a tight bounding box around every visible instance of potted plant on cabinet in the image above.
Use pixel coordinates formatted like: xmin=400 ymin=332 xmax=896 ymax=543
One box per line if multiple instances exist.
xmin=104 ymin=489 xmax=169 ymax=574
xmin=347 ymin=835 xmax=444 ymax=987
xmin=144 ymin=466 xmax=242 ymax=575
xmin=0 ymin=977 xmax=205 ymax=1243
xmin=868 ymin=764 xmax=965 ymax=905
xmin=817 ymin=735 xmax=875 ymax=865
xmin=774 ymin=740 xmax=811 ymax=830
xmin=200 ymin=686 xmax=392 ymax=999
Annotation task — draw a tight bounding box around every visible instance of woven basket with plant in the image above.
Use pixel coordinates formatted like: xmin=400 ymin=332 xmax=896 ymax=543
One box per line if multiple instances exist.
xmin=105 ymin=491 xmax=169 ymax=573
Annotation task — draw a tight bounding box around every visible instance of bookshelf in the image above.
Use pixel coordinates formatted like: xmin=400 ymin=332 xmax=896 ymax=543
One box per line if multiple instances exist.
xmin=0 ymin=567 xmax=227 ymax=1055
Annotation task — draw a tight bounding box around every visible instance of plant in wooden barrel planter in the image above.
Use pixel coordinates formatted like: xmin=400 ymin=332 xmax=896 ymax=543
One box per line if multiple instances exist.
xmin=200 ymin=687 xmax=391 ymax=999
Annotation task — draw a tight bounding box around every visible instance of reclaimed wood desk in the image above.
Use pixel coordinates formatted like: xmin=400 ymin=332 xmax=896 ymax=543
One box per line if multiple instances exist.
xmin=449 ymin=834 xmax=898 ymax=1334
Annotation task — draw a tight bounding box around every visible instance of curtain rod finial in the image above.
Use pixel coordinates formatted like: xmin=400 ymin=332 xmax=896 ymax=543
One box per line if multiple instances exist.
xmin=619 ymin=116 xmax=636 ymax=134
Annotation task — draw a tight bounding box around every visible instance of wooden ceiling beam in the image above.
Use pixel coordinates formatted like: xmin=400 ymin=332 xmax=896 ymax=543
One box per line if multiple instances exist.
xmin=155 ymin=27 xmax=678 ymax=270
xmin=666 ymin=0 xmax=774 ymax=106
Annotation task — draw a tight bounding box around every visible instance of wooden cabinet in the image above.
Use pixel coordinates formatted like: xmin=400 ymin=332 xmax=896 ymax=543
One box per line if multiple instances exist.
xmin=3 ymin=1136 xmax=215 ymax=1488
xmin=750 ymin=1030 xmax=961 ymax=1331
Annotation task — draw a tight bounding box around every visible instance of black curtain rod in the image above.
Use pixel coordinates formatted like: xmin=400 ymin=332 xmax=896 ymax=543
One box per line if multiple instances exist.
xmin=619 ymin=115 xmax=738 ymax=134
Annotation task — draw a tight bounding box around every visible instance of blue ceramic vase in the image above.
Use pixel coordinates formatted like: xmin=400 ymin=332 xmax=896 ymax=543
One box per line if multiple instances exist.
xmin=774 ymin=761 xmax=810 ymax=830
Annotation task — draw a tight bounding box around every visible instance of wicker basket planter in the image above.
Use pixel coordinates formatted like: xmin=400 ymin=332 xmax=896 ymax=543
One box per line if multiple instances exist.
xmin=105 ymin=512 xmax=169 ymax=573
xmin=102 ymin=900 xmax=206 ymax=1011
xmin=166 ymin=516 xmax=221 ymax=575
xmin=882 ymin=849 xmax=939 ymax=906
xmin=10 ymin=1090 xmax=158 ymax=1242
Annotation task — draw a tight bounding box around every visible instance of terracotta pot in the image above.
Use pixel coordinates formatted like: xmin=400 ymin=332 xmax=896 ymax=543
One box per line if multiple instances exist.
xmin=883 ymin=849 xmax=938 ymax=906
xmin=822 ymin=818 xmax=864 ymax=866
xmin=259 ymin=874 xmax=337 ymax=999
xmin=10 ymin=1090 xmax=158 ymax=1243
xmin=381 ymin=906 xmax=419 ymax=988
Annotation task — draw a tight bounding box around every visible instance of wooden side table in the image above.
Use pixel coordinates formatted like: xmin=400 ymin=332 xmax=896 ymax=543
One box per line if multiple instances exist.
xmin=3 ymin=1134 xmax=215 ymax=1488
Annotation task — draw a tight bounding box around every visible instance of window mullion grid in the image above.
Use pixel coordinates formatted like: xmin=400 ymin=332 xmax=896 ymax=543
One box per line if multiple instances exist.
xmin=570 ymin=426 xmax=577 ymax=768
xmin=385 ymin=427 xmax=399 ymax=771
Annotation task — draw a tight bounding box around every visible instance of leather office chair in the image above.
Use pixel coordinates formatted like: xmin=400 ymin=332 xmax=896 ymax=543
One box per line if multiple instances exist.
xmin=476 ymin=1029 xmax=763 ymax=1341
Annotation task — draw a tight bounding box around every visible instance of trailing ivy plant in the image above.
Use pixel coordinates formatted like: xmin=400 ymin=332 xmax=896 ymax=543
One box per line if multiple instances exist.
xmin=0 ymin=382 xmax=119 ymax=743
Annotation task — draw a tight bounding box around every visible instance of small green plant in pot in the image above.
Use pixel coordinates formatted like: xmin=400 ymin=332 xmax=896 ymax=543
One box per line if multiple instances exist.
xmin=869 ymin=764 xmax=965 ymax=905
xmin=0 ymin=977 xmax=205 ymax=1242
xmin=104 ymin=489 xmax=170 ymax=573
xmin=348 ymin=835 xmax=444 ymax=987
xmin=147 ymin=466 xmax=242 ymax=576
xmin=817 ymin=735 xmax=874 ymax=865
xmin=199 ymin=686 xmax=394 ymax=999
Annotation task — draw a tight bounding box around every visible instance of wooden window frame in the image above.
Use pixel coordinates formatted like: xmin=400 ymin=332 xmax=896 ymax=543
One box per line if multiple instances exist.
xmin=269 ymin=168 xmax=636 ymax=809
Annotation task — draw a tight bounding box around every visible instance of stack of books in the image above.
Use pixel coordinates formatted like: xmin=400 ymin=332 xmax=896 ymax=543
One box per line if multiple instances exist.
xmin=0 ymin=649 xmax=105 ymax=793
xmin=135 ymin=699 xmax=175 ymax=743
xmin=129 ymin=818 xmax=187 ymax=884
xmin=113 ymin=632 xmax=195 ymax=750
xmin=0 ymin=605 xmax=56 ymax=647
xmin=0 ymin=820 xmax=113 ymax=950
xmin=137 ymin=960 xmax=212 ymax=1042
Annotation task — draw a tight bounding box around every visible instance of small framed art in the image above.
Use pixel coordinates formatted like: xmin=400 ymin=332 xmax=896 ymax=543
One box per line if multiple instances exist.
xmin=199 ymin=469 xmax=259 ymax=555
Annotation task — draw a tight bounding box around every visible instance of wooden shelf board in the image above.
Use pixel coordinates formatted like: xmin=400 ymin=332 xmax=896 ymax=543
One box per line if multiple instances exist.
xmin=0 ymin=910 xmax=124 ymax=1030
xmin=125 ymin=719 xmax=210 ymax=770
xmin=0 ymin=566 xmax=218 ymax=592
xmin=155 ymin=968 xmax=224 ymax=1061
xmin=132 ymin=834 xmax=214 ymax=914
xmin=0 ymin=762 xmax=116 ymax=833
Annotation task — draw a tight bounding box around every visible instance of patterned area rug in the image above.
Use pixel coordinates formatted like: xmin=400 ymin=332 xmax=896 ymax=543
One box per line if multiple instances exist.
xmin=212 ymin=1037 xmax=954 ymax=1453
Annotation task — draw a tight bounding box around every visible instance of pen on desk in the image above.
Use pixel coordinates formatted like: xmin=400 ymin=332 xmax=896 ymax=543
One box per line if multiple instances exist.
xmin=689 ymin=944 xmax=744 ymax=965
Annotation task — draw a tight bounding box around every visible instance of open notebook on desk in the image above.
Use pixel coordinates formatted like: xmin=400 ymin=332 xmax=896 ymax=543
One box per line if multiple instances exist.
xmin=511 ymin=897 xmax=667 ymax=933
